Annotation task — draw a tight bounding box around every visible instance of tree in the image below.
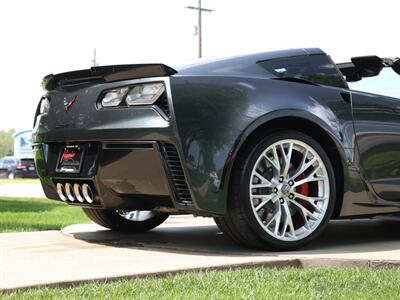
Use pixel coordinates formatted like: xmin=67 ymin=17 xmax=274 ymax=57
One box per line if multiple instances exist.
xmin=0 ymin=129 xmax=15 ymax=157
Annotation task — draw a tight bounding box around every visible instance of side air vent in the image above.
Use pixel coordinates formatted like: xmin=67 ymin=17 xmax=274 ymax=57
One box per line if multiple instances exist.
xmin=160 ymin=143 xmax=193 ymax=205
xmin=155 ymin=92 xmax=170 ymax=118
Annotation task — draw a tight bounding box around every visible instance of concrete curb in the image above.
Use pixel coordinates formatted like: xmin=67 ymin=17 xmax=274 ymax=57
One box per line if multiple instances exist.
xmin=4 ymin=257 xmax=400 ymax=293
xmin=300 ymin=257 xmax=400 ymax=268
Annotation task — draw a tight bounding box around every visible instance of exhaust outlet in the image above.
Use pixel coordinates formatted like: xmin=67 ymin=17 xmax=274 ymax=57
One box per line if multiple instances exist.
xmin=56 ymin=183 xmax=67 ymax=201
xmin=65 ymin=183 xmax=75 ymax=202
xmin=73 ymin=183 xmax=84 ymax=203
xmin=82 ymin=183 xmax=94 ymax=203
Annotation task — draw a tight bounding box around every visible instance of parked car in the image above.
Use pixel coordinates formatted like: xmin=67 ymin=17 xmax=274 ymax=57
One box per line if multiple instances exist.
xmin=0 ymin=156 xmax=37 ymax=179
xmin=33 ymin=48 xmax=400 ymax=250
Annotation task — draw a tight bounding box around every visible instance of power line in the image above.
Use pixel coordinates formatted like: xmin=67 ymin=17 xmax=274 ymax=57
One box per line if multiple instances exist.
xmin=185 ymin=0 xmax=214 ymax=58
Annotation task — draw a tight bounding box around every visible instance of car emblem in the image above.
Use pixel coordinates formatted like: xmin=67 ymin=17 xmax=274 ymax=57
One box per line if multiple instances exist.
xmin=63 ymin=96 xmax=77 ymax=111
xmin=59 ymin=149 xmax=76 ymax=163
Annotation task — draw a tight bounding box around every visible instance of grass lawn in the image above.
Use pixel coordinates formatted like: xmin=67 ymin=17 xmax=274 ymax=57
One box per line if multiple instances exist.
xmin=2 ymin=267 xmax=400 ymax=299
xmin=0 ymin=196 xmax=88 ymax=232
xmin=0 ymin=178 xmax=40 ymax=184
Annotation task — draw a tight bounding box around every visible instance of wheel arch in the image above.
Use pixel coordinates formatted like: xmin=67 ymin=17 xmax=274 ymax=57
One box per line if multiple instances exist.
xmin=220 ymin=111 xmax=346 ymax=218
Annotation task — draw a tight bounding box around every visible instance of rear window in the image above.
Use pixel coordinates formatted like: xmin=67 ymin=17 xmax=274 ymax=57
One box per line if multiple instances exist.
xmin=21 ymin=159 xmax=35 ymax=167
xmin=258 ymin=55 xmax=347 ymax=88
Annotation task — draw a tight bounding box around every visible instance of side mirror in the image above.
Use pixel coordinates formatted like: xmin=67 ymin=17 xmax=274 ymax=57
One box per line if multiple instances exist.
xmin=351 ymin=56 xmax=383 ymax=77
xmin=392 ymin=59 xmax=400 ymax=76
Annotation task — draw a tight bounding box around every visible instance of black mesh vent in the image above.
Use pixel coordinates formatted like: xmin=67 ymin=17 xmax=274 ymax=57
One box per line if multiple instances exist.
xmin=160 ymin=143 xmax=193 ymax=205
xmin=155 ymin=92 xmax=170 ymax=118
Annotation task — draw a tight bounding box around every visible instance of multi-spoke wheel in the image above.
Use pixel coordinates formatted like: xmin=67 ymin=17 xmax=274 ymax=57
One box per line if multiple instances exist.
xmin=82 ymin=208 xmax=169 ymax=232
xmin=214 ymin=130 xmax=335 ymax=250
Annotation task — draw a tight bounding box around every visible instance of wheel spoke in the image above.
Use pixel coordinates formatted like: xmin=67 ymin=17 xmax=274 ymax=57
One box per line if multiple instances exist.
xmin=280 ymin=142 xmax=293 ymax=178
xmin=266 ymin=203 xmax=282 ymax=235
xmin=281 ymin=202 xmax=295 ymax=237
xmin=117 ymin=210 xmax=156 ymax=222
xmin=251 ymin=183 xmax=272 ymax=189
xmin=290 ymin=154 xmax=316 ymax=181
xmin=252 ymin=172 xmax=273 ymax=187
xmin=265 ymin=145 xmax=281 ymax=172
xmin=289 ymin=199 xmax=318 ymax=221
xmin=254 ymin=194 xmax=276 ymax=211
xmin=273 ymin=206 xmax=282 ymax=235
xmin=249 ymin=138 xmax=330 ymax=242
xmin=293 ymin=175 xmax=327 ymax=188
xmin=292 ymin=192 xmax=325 ymax=213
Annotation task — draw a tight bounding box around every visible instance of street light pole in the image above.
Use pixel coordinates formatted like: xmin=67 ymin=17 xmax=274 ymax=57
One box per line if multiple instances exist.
xmin=91 ymin=48 xmax=98 ymax=67
xmin=185 ymin=0 xmax=214 ymax=58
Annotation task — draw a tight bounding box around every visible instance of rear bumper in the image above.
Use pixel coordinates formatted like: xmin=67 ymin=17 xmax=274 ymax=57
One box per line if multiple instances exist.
xmin=15 ymin=170 xmax=38 ymax=178
xmin=32 ymin=76 xmax=220 ymax=216
xmin=0 ymin=168 xmax=37 ymax=178
xmin=34 ymin=141 xmax=194 ymax=212
xmin=0 ymin=168 xmax=10 ymax=177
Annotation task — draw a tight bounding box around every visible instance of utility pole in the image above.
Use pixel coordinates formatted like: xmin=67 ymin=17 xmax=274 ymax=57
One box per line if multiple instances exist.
xmin=91 ymin=48 xmax=98 ymax=67
xmin=185 ymin=0 xmax=214 ymax=58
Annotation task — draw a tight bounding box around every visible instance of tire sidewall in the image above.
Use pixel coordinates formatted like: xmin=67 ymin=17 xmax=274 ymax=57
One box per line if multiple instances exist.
xmin=237 ymin=130 xmax=336 ymax=250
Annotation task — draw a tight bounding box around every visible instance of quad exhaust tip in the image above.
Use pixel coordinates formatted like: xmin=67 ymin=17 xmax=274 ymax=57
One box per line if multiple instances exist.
xmin=56 ymin=183 xmax=67 ymax=202
xmin=56 ymin=182 xmax=94 ymax=204
xmin=82 ymin=183 xmax=94 ymax=203
xmin=65 ymin=183 xmax=75 ymax=202
xmin=73 ymin=183 xmax=84 ymax=203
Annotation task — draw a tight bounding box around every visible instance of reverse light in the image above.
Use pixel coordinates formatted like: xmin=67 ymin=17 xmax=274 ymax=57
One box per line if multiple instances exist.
xmin=125 ymin=83 xmax=165 ymax=106
xmin=100 ymin=83 xmax=165 ymax=107
xmin=101 ymin=87 xmax=129 ymax=107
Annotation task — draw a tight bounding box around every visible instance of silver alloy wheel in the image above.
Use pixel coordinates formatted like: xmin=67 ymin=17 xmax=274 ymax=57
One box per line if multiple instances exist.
xmin=249 ymin=139 xmax=330 ymax=241
xmin=117 ymin=210 xmax=157 ymax=222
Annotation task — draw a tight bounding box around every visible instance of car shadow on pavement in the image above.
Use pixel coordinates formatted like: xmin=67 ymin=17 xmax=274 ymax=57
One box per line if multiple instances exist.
xmin=66 ymin=218 xmax=400 ymax=257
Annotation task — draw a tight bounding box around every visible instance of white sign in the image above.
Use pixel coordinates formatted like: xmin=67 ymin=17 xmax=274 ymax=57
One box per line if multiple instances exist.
xmin=13 ymin=130 xmax=33 ymax=159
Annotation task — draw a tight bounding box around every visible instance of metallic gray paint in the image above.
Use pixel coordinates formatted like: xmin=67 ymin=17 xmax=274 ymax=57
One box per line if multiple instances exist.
xmin=33 ymin=48 xmax=400 ymax=218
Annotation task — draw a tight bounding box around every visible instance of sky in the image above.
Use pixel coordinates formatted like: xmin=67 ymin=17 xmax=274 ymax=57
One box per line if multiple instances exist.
xmin=0 ymin=0 xmax=399 ymax=131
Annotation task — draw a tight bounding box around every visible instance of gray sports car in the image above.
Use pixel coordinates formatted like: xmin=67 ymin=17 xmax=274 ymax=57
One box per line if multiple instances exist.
xmin=33 ymin=48 xmax=400 ymax=250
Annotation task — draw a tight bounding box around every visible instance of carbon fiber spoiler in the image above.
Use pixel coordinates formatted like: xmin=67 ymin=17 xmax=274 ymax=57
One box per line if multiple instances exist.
xmin=42 ymin=64 xmax=177 ymax=91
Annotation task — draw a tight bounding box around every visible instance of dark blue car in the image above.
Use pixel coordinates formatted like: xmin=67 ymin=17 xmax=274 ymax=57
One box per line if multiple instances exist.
xmin=0 ymin=156 xmax=37 ymax=179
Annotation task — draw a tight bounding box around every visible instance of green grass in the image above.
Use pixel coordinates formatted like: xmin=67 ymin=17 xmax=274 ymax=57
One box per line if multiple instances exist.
xmin=0 ymin=196 xmax=88 ymax=232
xmin=2 ymin=267 xmax=400 ymax=299
xmin=0 ymin=178 xmax=40 ymax=184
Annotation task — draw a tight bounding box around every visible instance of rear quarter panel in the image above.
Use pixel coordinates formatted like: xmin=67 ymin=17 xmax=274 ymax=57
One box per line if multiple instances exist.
xmin=170 ymin=75 xmax=357 ymax=214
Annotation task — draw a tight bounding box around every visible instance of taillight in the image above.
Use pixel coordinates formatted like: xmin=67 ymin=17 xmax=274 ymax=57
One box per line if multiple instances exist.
xmin=16 ymin=163 xmax=27 ymax=169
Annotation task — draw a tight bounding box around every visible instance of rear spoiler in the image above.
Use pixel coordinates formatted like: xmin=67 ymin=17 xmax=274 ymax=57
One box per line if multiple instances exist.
xmin=42 ymin=64 xmax=177 ymax=91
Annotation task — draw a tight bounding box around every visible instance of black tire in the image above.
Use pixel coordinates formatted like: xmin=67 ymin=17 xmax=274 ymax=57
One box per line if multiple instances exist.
xmin=215 ymin=130 xmax=336 ymax=251
xmin=82 ymin=208 xmax=169 ymax=232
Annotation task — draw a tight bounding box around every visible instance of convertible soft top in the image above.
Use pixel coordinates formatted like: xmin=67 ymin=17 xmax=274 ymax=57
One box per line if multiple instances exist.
xmin=337 ymin=56 xmax=400 ymax=82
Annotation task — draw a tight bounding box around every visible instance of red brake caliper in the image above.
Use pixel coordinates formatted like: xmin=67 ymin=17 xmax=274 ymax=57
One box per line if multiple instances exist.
xmin=296 ymin=173 xmax=309 ymax=206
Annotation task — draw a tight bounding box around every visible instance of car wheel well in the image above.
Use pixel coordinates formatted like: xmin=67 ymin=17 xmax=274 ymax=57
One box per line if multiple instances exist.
xmin=232 ymin=116 xmax=344 ymax=218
